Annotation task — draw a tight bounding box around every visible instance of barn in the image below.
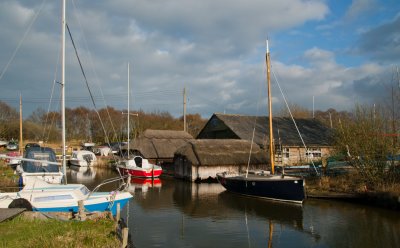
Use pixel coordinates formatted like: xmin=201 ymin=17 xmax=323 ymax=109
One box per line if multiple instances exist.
xmin=122 ymin=129 xmax=194 ymax=174
xmin=196 ymin=113 xmax=334 ymax=165
xmin=173 ymin=139 xmax=269 ymax=181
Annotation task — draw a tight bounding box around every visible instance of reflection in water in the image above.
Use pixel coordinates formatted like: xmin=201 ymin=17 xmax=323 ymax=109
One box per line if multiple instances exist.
xmin=68 ymin=172 xmax=400 ymax=248
xmin=127 ymin=178 xmax=162 ymax=194
xmin=69 ymin=165 xmax=96 ymax=182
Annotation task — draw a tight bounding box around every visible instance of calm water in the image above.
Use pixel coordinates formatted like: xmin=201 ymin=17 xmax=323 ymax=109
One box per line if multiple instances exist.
xmin=67 ymin=166 xmax=400 ymax=248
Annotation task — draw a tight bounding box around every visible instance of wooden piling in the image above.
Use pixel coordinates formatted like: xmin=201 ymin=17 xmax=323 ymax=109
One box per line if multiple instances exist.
xmin=116 ymin=203 xmax=121 ymax=222
xmin=77 ymin=200 xmax=86 ymax=221
xmin=121 ymin=227 xmax=129 ymax=248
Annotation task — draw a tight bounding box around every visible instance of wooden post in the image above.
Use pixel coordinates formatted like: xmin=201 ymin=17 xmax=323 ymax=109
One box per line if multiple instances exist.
xmin=121 ymin=227 xmax=129 ymax=248
xmin=116 ymin=203 xmax=121 ymax=222
xmin=78 ymin=200 xmax=86 ymax=221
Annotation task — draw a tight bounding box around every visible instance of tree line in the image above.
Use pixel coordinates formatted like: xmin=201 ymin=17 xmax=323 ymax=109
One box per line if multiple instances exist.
xmin=0 ymin=101 xmax=207 ymax=143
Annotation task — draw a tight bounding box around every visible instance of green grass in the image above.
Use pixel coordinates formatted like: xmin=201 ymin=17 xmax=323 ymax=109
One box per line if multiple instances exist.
xmin=0 ymin=215 xmax=120 ymax=248
xmin=0 ymin=161 xmax=18 ymax=188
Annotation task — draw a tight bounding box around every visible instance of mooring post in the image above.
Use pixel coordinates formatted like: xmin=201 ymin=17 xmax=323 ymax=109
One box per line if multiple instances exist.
xmin=78 ymin=200 xmax=86 ymax=221
xmin=116 ymin=203 xmax=121 ymax=222
xmin=121 ymin=227 xmax=129 ymax=248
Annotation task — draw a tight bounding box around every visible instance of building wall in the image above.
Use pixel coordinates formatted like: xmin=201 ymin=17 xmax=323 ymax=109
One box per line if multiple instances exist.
xmin=174 ymin=156 xmax=267 ymax=181
xmin=275 ymin=146 xmax=332 ymax=165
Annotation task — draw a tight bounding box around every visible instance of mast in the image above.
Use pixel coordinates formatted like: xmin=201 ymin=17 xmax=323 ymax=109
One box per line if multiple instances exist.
xmin=266 ymin=39 xmax=275 ymax=174
xmin=61 ymin=0 xmax=67 ymax=184
xmin=183 ymin=87 xmax=187 ymax=132
xmin=127 ymin=62 xmax=130 ymax=158
xmin=19 ymin=94 xmax=23 ymax=155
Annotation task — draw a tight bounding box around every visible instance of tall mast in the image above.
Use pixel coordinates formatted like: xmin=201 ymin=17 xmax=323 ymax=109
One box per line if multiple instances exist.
xmin=127 ymin=62 xmax=130 ymax=157
xmin=266 ymin=39 xmax=275 ymax=174
xmin=61 ymin=0 xmax=67 ymax=184
xmin=183 ymin=87 xmax=187 ymax=132
xmin=19 ymin=94 xmax=23 ymax=155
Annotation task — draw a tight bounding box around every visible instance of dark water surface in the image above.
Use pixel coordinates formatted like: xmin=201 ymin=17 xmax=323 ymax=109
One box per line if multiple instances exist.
xmin=67 ymin=166 xmax=400 ymax=248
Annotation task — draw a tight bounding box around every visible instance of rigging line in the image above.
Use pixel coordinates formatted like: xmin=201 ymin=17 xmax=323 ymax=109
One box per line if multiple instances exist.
xmin=71 ymin=0 xmax=118 ymax=141
xmin=271 ymin=69 xmax=319 ymax=176
xmin=0 ymin=0 xmax=47 ymax=82
xmin=42 ymin=79 xmax=59 ymax=141
xmin=246 ymin=64 xmax=265 ymax=178
xmin=43 ymin=30 xmax=63 ymax=142
xmin=66 ymin=23 xmax=117 ymax=160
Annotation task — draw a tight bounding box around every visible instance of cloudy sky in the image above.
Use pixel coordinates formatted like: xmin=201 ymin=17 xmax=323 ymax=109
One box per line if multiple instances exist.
xmin=0 ymin=0 xmax=399 ymax=119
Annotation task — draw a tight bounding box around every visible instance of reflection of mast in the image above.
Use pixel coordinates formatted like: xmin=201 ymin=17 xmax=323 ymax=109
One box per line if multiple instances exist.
xmin=268 ymin=220 xmax=273 ymax=248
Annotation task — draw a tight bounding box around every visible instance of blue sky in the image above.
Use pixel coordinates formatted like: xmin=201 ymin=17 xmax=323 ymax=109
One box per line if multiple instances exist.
xmin=0 ymin=0 xmax=399 ymax=119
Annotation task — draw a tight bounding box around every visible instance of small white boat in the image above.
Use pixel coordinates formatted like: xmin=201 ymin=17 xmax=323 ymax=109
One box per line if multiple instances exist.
xmin=0 ymin=178 xmax=133 ymax=216
xmin=16 ymin=147 xmax=63 ymax=185
xmin=69 ymin=150 xmax=97 ymax=167
xmin=117 ymin=156 xmax=163 ymax=178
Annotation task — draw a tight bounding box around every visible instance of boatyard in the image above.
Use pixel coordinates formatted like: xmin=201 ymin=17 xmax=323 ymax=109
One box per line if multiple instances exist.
xmin=1 ymin=0 xmax=400 ymax=247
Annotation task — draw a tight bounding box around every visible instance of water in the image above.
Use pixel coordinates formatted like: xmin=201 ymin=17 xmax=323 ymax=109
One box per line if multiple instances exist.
xmin=67 ymin=166 xmax=400 ymax=248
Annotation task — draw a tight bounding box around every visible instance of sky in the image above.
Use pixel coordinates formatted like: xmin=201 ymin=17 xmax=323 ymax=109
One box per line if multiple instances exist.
xmin=0 ymin=0 xmax=399 ymax=119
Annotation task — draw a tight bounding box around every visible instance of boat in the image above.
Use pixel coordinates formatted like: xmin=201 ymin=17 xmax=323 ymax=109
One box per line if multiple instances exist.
xmin=5 ymin=151 xmax=22 ymax=169
xmin=15 ymin=146 xmax=63 ymax=185
xmin=116 ymin=63 xmax=162 ymax=178
xmin=0 ymin=178 xmax=131 ymax=216
xmin=69 ymin=150 xmax=97 ymax=167
xmin=118 ymin=156 xmax=162 ymax=178
xmin=0 ymin=0 xmax=133 ymax=215
xmin=216 ymin=40 xmax=306 ymax=204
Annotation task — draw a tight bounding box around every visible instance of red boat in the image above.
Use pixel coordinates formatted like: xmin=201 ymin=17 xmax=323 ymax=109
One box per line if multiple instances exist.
xmin=117 ymin=156 xmax=162 ymax=178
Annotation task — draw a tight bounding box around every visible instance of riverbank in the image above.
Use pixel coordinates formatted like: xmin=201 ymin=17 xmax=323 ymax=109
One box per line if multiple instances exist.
xmin=305 ymin=175 xmax=400 ymax=210
xmin=0 ymin=213 xmax=120 ymax=247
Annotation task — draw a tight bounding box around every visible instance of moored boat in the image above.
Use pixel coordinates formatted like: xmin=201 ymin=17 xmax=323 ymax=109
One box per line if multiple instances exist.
xmin=0 ymin=177 xmax=132 ymax=216
xmin=16 ymin=146 xmax=63 ymax=185
xmin=69 ymin=150 xmax=97 ymax=167
xmin=216 ymin=172 xmax=305 ymax=204
xmin=117 ymin=156 xmax=162 ymax=178
xmin=217 ymin=40 xmax=306 ymax=204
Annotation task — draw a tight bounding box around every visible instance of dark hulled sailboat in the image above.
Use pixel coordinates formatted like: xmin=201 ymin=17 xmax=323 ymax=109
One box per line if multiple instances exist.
xmin=216 ymin=40 xmax=306 ymax=204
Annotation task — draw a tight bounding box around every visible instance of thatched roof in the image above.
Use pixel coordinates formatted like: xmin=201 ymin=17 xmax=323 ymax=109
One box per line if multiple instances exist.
xmin=175 ymin=139 xmax=269 ymax=166
xmin=197 ymin=113 xmax=333 ymax=147
xmin=141 ymin=129 xmax=193 ymax=139
xmin=123 ymin=129 xmax=194 ymax=159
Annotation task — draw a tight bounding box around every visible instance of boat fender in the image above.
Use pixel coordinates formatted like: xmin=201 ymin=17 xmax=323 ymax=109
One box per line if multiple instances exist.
xmin=18 ymin=176 xmax=23 ymax=190
xmin=8 ymin=198 xmax=33 ymax=211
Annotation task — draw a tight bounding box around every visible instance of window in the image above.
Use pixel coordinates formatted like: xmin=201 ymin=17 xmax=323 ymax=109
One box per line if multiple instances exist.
xmin=283 ymin=148 xmax=290 ymax=158
xmin=306 ymin=148 xmax=321 ymax=158
xmin=34 ymin=194 xmax=74 ymax=202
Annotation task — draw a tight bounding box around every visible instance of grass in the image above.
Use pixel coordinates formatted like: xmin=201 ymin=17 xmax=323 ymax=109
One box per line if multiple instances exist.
xmin=0 ymin=161 xmax=122 ymax=247
xmin=0 ymin=161 xmax=18 ymax=189
xmin=0 ymin=215 xmax=120 ymax=248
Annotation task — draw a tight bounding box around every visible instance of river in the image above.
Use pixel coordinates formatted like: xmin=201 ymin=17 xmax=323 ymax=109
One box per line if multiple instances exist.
xmin=67 ymin=166 xmax=400 ymax=248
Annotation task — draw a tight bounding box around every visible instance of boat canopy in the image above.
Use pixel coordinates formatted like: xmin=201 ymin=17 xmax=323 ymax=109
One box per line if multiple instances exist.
xmin=22 ymin=147 xmax=60 ymax=173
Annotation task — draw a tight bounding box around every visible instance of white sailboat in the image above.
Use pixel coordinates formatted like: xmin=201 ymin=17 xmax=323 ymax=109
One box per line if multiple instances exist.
xmin=0 ymin=0 xmax=132 ymax=215
xmin=116 ymin=63 xmax=162 ymax=178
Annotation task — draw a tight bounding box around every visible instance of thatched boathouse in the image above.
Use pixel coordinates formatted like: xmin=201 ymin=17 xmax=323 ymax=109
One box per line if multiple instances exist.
xmin=197 ymin=113 xmax=334 ymax=165
xmin=174 ymin=139 xmax=269 ymax=181
xmin=122 ymin=129 xmax=193 ymax=173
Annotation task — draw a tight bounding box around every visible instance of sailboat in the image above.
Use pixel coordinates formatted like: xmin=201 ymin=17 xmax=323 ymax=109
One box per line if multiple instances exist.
xmin=0 ymin=0 xmax=132 ymax=215
xmin=216 ymin=40 xmax=306 ymax=204
xmin=116 ymin=63 xmax=162 ymax=178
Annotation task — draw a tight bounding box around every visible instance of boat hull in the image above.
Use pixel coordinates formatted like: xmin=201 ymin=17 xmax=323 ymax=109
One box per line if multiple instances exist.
xmin=216 ymin=173 xmax=305 ymax=204
xmin=118 ymin=167 xmax=162 ymax=178
xmin=0 ymin=191 xmax=133 ymax=216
